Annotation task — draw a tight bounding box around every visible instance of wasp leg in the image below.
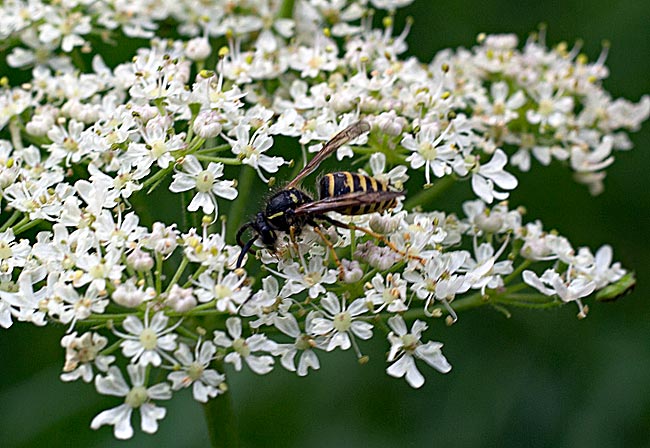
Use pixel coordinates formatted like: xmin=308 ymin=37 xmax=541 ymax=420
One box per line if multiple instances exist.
xmin=321 ymin=216 xmax=425 ymax=265
xmin=288 ymin=225 xmax=302 ymax=261
xmin=312 ymin=226 xmax=345 ymax=279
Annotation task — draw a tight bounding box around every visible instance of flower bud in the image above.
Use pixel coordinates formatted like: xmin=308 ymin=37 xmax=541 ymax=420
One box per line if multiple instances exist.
xmin=126 ymin=247 xmax=154 ymax=271
xmin=193 ymin=110 xmax=223 ymax=138
xmin=165 ymin=284 xmax=197 ymax=312
xmin=112 ymin=280 xmax=150 ymax=308
xmin=185 ymin=37 xmax=212 ymax=61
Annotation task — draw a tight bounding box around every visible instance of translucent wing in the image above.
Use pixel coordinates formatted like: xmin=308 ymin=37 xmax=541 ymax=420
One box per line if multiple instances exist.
xmin=293 ymin=190 xmax=404 ymax=217
xmin=286 ymin=120 xmax=371 ymax=189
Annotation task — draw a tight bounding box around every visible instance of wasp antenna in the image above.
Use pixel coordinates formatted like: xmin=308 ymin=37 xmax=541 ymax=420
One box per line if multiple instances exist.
xmin=236 ymin=222 xmax=253 ymax=248
xmin=236 ymin=236 xmax=258 ymax=268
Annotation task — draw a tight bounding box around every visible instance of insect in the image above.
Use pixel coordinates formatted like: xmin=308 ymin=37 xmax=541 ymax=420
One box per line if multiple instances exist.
xmin=235 ymin=120 xmax=406 ymax=269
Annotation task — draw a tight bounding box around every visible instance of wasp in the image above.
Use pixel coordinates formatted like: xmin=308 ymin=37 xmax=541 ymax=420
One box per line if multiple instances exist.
xmin=235 ymin=120 xmax=407 ymax=270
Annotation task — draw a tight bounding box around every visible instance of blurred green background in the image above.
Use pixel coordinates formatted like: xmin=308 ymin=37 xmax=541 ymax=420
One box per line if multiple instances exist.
xmin=1 ymin=0 xmax=649 ymax=447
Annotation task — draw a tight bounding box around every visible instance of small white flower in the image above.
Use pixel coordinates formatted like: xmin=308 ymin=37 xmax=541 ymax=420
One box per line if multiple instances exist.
xmin=471 ymin=149 xmax=518 ymax=203
xmin=185 ymin=37 xmax=211 ymax=61
xmin=213 ymin=317 xmax=276 ymax=374
xmin=91 ymin=364 xmax=172 ymax=440
xmin=60 ymin=332 xmax=115 ymax=383
xmin=223 ymin=124 xmax=285 ymax=182
xmin=386 ymin=315 xmax=451 ymax=388
xmin=310 ymin=293 xmax=373 ymax=352
xmin=365 ymin=273 xmax=408 ymax=313
xmin=169 ymin=155 xmax=238 ymax=215
xmin=403 ymin=123 xmax=456 ymax=185
xmin=276 ymin=257 xmax=338 ymax=299
xmin=526 ymin=83 xmax=574 ymax=129
xmin=115 ymin=310 xmax=180 ymax=367
xmin=272 ymin=313 xmax=321 ymax=376
xmin=168 ymin=341 xmax=225 ymax=403
xmin=165 ymin=284 xmax=197 ymax=313
xmin=112 ymin=279 xmax=155 ymax=308
xmin=195 ymin=270 xmax=251 ymax=313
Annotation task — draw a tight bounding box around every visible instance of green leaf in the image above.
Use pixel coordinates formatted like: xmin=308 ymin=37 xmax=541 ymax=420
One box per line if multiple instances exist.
xmin=595 ymin=272 xmax=636 ymax=302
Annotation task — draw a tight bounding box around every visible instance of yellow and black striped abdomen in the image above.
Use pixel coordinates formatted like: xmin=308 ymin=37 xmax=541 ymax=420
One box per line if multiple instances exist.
xmin=319 ymin=171 xmax=397 ymax=215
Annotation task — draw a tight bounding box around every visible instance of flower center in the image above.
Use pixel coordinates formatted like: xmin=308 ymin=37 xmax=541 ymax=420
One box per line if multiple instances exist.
xmin=89 ymin=262 xmax=106 ymax=279
xmin=295 ymin=334 xmax=313 ymax=351
xmin=151 ymin=141 xmax=167 ymax=159
xmin=214 ymin=284 xmax=233 ymax=299
xmin=139 ymin=328 xmax=158 ymax=350
xmin=418 ymin=141 xmax=438 ymax=160
xmin=401 ymin=334 xmax=419 ymax=352
xmin=304 ymin=271 xmax=322 ymax=287
xmin=0 ymin=242 xmax=13 ymax=260
xmin=63 ymin=137 xmax=79 ymax=153
xmin=333 ymin=311 xmax=352 ymax=332
xmin=125 ymin=386 xmax=148 ymax=408
xmin=232 ymin=338 xmax=250 ymax=357
xmin=77 ymin=346 xmax=97 ymax=363
xmin=187 ymin=361 xmax=204 ymax=381
xmin=538 ymin=98 xmax=554 ymax=116
xmin=195 ymin=169 xmax=215 ymax=192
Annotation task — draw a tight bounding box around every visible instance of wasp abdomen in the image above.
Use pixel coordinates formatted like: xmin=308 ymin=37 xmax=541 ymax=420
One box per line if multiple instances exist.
xmin=319 ymin=171 xmax=397 ymax=215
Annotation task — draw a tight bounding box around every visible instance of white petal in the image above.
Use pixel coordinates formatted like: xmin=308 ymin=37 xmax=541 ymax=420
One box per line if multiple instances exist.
xmin=198 ymin=341 xmax=217 ymax=364
xmin=327 ymin=332 xmax=351 ymax=351
xmin=416 ymin=342 xmax=452 ymax=373
xmin=182 ymin=155 xmax=203 ymax=175
xmin=297 ymin=350 xmax=320 ymax=376
xmin=274 ymin=315 xmax=300 ymax=337
xmin=169 ymin=173 xmax=196 ymax=193
xmin=138 ymin=350 xmax=162 ymax=367
xmin=245 ymin=355 xmax=274 ymax=374
xmin=213 ymin=181 xmax=238 ymax=200
xmin=320 ymin=293 xmax=341 ymax=315
xmin=489 ymin=170 xmax=518 ymax=190
xmin=192 ymin=381 xmax=216 ymax=403
xmin=226 ymin=317 xmax=242 ymax=339
xmin=350 ymin=321 xmax=373 ymax=340
xmin=386 ymin=355 xmax=425 ymax=388
xmin=387 ymin=315 xmax=407 ymax=336
xmin=149 ymin=311 xmax=169 ymax=332
xmin=280 ymin=347 xmax=298 ymax=372
xmin=147 ymin=382 xmax=172 ymax=400
xmin=95 ymin=366 xmax=130 ymax=396
xmin=188 ymin=192 xmax=215 ymax=214
xmin=122 ymin=315 xmax=144 ymax=335
xmin=121 ymin=340 xmax=144 ymax=359
xmin=471 ymin=174 xmax=493 ymax=203
xmin=90 ymin=404 xmax=133 ymax=440
xmin=140 ymin=403 xmax=166 ymax=434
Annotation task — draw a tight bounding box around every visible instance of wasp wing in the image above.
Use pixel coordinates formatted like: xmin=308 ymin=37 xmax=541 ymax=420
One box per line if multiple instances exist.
xmin=293 ymin=190 xmax=405 ymax=217
xmin=286 ymin=120 xmax=371 ymax=189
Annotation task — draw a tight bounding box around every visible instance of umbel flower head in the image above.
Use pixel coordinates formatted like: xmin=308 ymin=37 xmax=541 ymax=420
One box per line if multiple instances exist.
xmin=0 ymin=0 xmax=646 ymax=441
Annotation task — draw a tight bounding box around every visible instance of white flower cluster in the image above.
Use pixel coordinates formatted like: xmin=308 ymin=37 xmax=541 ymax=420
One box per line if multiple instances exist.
xmin=0 ymin=0 xmax=644 ymax=441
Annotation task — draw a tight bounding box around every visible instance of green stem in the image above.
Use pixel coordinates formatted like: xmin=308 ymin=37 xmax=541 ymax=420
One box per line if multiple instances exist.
xmin=404 ymin=175 xmax=456 ymax=210
xmin=14 ymin=218 xmax=44 ymax=235
xmin=226 ymin=166 xmax=257 ymax=239
xmin=400 ymin=291 xmax=486 ymax=321
xmin=196 ymin=144 xmax=232 ymax=154
xmin=277 ymin=0 xmax=296 ymax=19
xmin=0 ymin=210 xmax=22 ymax=232
xmin=165 ymin=257 xmax=190 ymax=294
xmin=155 ymin=253 xmax=163 ymax=294
xmin=142 ymin=165 xmax=175 ymax=192
xmin=203 ymin=369 xmax=239 ymax=448
xmin=504 ymin=259 xmax=532 ymax=285
xmin=194 ymin=155 xmax=242 ymax=165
